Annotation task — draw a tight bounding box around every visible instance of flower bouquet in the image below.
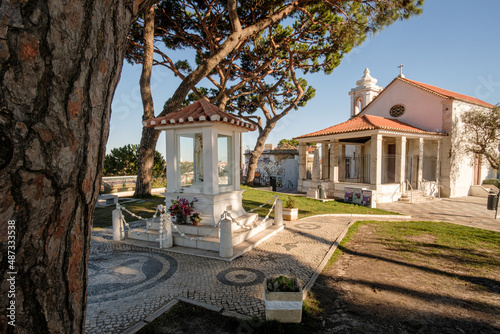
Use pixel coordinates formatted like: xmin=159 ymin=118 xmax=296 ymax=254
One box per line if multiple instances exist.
xmin=189 ymin=212 xmax=202 ymax=226
xmin=168 ymin=197 xmax=201 ymax=224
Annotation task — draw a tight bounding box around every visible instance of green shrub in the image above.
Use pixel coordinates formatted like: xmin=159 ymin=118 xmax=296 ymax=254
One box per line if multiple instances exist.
xmin=483 ymin=178 xmax=500 ymax=188
xmin=284 ymin=196 xmax=296 ymax=208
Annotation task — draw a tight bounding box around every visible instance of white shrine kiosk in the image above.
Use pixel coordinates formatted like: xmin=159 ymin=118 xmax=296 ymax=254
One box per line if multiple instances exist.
xmin=127 ymin=99 xmax=284 ymax=258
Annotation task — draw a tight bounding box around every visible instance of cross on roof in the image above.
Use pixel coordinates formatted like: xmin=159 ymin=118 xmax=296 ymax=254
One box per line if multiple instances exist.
xmin=397 ymin=64 xmax=405 ymax=78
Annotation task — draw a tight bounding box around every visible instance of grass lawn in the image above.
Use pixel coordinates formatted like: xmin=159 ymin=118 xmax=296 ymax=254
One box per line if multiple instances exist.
xmin=92 ymin=186 xmax=396 ymax=228
xmin=136 ymin=221 xmax=500 ymax=333
xmin=93 ymin=196 xmax=166 ymax=228
xmin=326 ymin=220 xmax=500 ymax=271
xmin=241 ymin=185 xmax=395 ymax=218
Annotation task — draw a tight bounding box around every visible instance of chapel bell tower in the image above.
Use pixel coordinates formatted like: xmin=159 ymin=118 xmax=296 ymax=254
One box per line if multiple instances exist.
xmin=349 ymin=68 xmax=383 ymax=117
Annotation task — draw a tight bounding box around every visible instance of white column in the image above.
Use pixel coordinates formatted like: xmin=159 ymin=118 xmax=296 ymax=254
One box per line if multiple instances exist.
xmin=219 ymin=217 xmax=233 ymax=258
xmin=370 ymin=134 xmax=382 ymax=185
xmin=312 ymin=147 xmax=320 ymax=180
xmin=298 ymin=142 xmax=307 ymax=187
xmin=233 ymin=131 xmax=240 ymax=190
xmin=436 ymin=140 xmax=441 ymax=196
xmin=330 ymin=139 xmax=339 ymax=182
xmin=418 ymin=138 xmax=424 ymax=189
xmin=358 ymin=145 xmax=365 ymax=182
xmin=322 ymin=142 xmax=329 ymax=180
xmin=165 ymin=129 xmax=177 ymax=193
xmin=112 ymin=208 xmax=124 ymax=241
xmin=203 ymin=126 xmax=219 ymax=195
xmin=339 ymin=144 xmax=346 ymax=181
xmin=161 ymin=213 xmax=173 ymax=248
xmin=274 ymin=199 xmax=283 ymax=226
xmin=395 ymin=136 xmax=407 ymax=185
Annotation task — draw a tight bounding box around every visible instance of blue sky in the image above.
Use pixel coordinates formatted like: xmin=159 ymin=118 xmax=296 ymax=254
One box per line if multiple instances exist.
xmin=109 ymin=0 xmax=500 ymax=156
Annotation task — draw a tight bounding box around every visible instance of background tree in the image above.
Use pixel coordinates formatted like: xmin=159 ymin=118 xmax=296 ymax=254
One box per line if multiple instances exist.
xmin=135 ymin=4 xmax=157 ymax=195
xmin=103 ymin=144 xmax=166 ymax=177
xmin=127 ymin=0 xmax=424 ymax=194
xmin=128 ymin=0 xmax=306 ymax=195
xmin=0 ymin=1 xmax=157 ymax=333
xmin=460 ymin=105 xmax=500 ymax=171
xmin=278 ymin=139 xmax=299 ymax=147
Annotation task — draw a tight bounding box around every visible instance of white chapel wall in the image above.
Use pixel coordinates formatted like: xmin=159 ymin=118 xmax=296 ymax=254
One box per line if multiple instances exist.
xmin=362 ymin=80 xmax=445 ymax=133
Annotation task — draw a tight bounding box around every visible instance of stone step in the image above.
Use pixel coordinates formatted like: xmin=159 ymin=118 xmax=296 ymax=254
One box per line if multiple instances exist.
xmin=117 ymin=223 xmax=285 ymax=261
xmin=127 ymin=229 xmax=160 ymax=242
xmin=146 ymin=213 xmax=259 ymax=237
xmin=398 ymin=193 xmax=437 ymax=203
xmin=172 ymin=217 xmax=275 ymax=251
xmin=231 ymin=217 xmax=274 ymax=245
xmin=129 ymin=217 xmax=276 ymax=252
xmin=232 ymin=213 xmax=258 ymax=231
xmin=232 ymin=224 xmax=284 ymax=258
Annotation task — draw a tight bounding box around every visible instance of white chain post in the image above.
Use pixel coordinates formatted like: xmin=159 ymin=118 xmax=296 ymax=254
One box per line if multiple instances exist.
xmin=112 ymin=205 xmax=124 ymax=241
xmin=162 ymin=213 xmax=173 ymax=248
xmin=219 ymin=212 xmax=233 ymax=258
xmin=274 ymin=199 xmax=283 ymax=227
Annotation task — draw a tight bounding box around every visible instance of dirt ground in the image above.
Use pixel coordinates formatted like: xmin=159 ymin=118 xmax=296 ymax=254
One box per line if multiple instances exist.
xmin=139 ymin=222 xmax=500 ymax=334
xmin=311 ymin=224 xmax=500 ymax=334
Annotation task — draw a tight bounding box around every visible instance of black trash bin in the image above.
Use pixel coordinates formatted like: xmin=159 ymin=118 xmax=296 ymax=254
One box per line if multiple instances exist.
xmin=487 ymin=193 xmax=498 ymax=211
xmin=318 ymin=184 xmax=325 ymax=199
xmin=270 ymin=176 xmax=277 ymax=192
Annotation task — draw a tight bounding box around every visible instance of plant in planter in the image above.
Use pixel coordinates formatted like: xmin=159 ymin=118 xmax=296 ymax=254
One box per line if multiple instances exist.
xmin=264 ymin=275 xmax=303 ymax=323
xmin=168 ymin=197 xmax=198 ymax=224
xmin=189 ymin=212 xmax=202 ymax=226
xmin=282 ymin=196 xmax=299 ymax=221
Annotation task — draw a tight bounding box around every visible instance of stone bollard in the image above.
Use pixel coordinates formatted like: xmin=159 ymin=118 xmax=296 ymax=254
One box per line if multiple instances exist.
xmin=162 ymin=213 xmax=173 ymax=248
xmin=274 ymin=199 xmax=283 ymax=226
xmin=219 ymin=217 xmax=233 ymax=258
xmin=112 ymin=208 xmax=124 ymax=241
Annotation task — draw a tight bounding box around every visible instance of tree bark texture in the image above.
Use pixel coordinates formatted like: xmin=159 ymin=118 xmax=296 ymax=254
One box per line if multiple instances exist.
xmin=0 ymin=1 xmax=156 ymax=333
xmin=135 ymin=4 xmax=157 ymax=196
xmin=135 ymin=127 xmax=161 ymax=196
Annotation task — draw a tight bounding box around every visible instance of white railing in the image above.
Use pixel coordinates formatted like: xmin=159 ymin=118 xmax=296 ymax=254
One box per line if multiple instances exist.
xmin=112 ymin=195 xmax=283 ymax=257
xmin=390 ymin=179 xmax=414 ymax=203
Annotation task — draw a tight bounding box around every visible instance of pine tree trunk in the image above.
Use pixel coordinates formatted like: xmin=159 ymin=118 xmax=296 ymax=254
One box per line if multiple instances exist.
xmin=135 ymin=128 xmax=161 ymax=196
xmin=0 ymin=1 xmax=155 ymax=333
xmin=245 ymin=123 xmax=276 ymax=185
xmin=135 ymin=4 xmax=157 ymax=196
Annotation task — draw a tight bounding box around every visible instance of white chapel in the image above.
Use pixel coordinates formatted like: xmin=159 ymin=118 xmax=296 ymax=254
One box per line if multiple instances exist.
xmin=295 ymin=68 xmax=497 ymax=203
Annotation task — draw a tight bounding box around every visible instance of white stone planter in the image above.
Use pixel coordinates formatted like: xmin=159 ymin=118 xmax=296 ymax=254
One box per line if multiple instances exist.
xmin=282 ymin=207 xmax=298 ymax=221
xmin=264 ymin=278 xmax=303 ymax=323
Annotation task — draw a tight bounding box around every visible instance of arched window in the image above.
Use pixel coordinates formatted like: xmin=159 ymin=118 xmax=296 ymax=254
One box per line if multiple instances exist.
xmin=355 ymin=97 xmax=363 ymax=115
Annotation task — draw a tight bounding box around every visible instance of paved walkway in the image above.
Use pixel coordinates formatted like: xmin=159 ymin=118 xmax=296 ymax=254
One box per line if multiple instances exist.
xmin=85 ymin=217 xmax=352 ymax=333
xmin=378 ymin=196 xmax=500 ymax=232
xmin=85 ymin=196 xmax=500 ymax=333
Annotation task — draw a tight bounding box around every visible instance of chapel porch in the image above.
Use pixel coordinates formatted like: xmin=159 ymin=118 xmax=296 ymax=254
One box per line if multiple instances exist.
xmin=295 ymin=116 xmax=446 ymax=203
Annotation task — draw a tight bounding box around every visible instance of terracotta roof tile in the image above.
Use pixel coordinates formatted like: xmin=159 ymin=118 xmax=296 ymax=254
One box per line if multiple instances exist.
xmin=143 ymin=99 xmax=256 ymax=131
xmin=398 ymin=78 xmax=495 ymax=108
xmin=295 ymin=115 xmax=442 ymax=139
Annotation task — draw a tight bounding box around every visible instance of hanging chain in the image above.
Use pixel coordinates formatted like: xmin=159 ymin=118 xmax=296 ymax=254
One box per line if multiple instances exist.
xmin=115 ymin=195 xmax=279 ymax=241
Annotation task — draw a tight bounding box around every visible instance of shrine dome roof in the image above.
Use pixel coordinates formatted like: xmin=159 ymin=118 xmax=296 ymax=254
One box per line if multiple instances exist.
xmin=143 ymin=99 xmax=256 ymax=131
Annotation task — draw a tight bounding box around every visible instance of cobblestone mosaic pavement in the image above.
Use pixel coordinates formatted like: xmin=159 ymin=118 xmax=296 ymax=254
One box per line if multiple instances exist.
xmin=85 ymin=217 xmax=351 ymax=333
xmin=378 ymin=196 xmax=500 ymax=232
